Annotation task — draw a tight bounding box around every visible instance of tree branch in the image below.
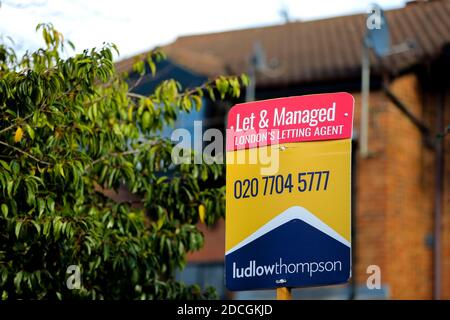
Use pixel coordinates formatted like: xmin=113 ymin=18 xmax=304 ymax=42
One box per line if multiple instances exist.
xmin=126 ymin=77 xmax=221 ymax=101
xmin=0 ymin=140 xmax=51 ymax=165
xmin=126 ymin=92 xmax=145 ymax=100
xmin=91 ymin=149 xmax=140 ymax=166
xmin=0 ymin=86 xmax=79 ymax=136
xmin=0 ymin=112 xmax=35 ymax=136
xmin=128 ymin=73 xmax=146 ymax=92
xmin=89 ymin=139 xmax=163 ymax=167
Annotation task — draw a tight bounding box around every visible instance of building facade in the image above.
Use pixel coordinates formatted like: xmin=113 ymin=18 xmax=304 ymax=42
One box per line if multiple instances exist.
xmin=117 ymin=0 xmax=450 ymax=299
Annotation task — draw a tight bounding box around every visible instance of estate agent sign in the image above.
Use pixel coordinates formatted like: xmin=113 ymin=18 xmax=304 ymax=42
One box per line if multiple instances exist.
xmin=225 ymin=93 xmax=354 ymax=291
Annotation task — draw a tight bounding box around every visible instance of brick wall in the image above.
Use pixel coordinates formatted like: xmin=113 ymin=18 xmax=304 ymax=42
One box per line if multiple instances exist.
xmin=353 ymin=74 xmax=435 ymax=299
xmin=352 ymin=90 xmax=390 ymax=296
xmin=188 ymin=219 xmax=225 ymax=263
xmin=384 ymin=74 xmax=434 ymax=299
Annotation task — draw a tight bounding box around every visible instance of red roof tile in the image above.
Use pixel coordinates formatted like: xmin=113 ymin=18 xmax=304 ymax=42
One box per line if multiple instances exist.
xmin=117 ymin=0 xmax=450 ymax=86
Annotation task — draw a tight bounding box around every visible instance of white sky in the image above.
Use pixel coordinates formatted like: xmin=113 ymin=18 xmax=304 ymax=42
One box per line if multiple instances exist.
xmin=0 ymin=0 xmax=407 ymax=60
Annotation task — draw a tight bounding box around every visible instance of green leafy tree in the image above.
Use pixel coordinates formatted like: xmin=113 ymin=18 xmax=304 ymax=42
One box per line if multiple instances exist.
xmin=0 ymin=23 xmax=248 ymax=299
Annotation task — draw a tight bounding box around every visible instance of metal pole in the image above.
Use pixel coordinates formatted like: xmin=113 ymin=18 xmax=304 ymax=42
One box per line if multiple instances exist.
xmin=433 ymin=89 xmax=444 ymax=300
xmin=276 ymin=287 xmax=292 ymax=300
xmin=360 ymin=42 xmax=370 ymax=157
xmin=245 ymin=64 xmax=256 ymax=102
xmin=349 ymin=141 xmax=358 ymax=300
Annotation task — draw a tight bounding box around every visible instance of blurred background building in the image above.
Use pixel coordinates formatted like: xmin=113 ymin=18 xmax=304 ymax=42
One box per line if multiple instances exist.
xmin=117 ymin=0 xmax=450 ymax=299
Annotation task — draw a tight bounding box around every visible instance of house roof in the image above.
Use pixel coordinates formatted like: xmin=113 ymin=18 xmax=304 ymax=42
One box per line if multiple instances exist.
xmin=116 ymin=0 xmax=450 ymax=87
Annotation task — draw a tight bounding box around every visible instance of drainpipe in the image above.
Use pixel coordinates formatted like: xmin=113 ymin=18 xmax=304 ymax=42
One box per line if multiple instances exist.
xmin=382 ymin=84 xmax=433 ymax=149
xmin=433 ymin=88 xmax=445 ymax=300
xmin=349 ymin=140 xmax=358 ymax=300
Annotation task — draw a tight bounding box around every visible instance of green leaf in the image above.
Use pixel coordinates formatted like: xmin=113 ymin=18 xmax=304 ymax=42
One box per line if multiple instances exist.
xmin=157 ymin=176 xmax=167 ymax=184
xmin=192 ymin=95 xmax=202 ymax=111
xmin=43 ymin=221 xmax=51 ymax=237
xmin=37 ymin=198 xmax=45 ymax=216
xmin=15 ymin=221 xmax=23 ymax=238
xmin=59 ymin=165 xmax=65 ymax=178
xmin=147 ymin=57 xmax=156 ymax=76
xmin=103 ymin=244 xmax=109 ymax=260
xmin=142 ymin=111 xmax=151 ymax=129
xmin=133 ymin=60 xmax=145 ymax=76
xmin=67 ymin=40 xmax=75 ymax=50
xmin=1 ymin=204 xmax=8 ymax=218
xmin=14 ymin=271 xmax=23 ymax=290
xmin=25 ymin=124 xmax=35 ymax=140
xmin=11 ymin=161 xmax=19 ymax=175
xmin=47 ymin=198 xmax=55 ymax=212
xmin=240 ymin=73 xmax=250 ymax=87
xmin=7 ymin=180 xmax=14 ymax=198
xmin=215 ymin=77 xmax=229 ymax=99
xmin=0 ymin=160 xmax=10 ymax=172
xmin=31 ymin=221 xmax=41 ymax=234
xmin=206 ymin=86 xmax=215 ymax=101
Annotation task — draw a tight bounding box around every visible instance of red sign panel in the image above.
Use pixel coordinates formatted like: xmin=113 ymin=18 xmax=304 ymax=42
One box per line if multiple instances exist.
xmin=226 ymin=92 xmax=354 ymax=151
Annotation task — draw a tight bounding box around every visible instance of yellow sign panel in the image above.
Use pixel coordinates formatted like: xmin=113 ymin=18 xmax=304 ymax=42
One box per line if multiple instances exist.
xmin=226 ymin=139 xmax=351 ymax=251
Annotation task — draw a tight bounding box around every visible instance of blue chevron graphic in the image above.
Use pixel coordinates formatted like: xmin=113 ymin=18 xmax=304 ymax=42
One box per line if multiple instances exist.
xmin=225 ymin=206 xmax=351 ymax=291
